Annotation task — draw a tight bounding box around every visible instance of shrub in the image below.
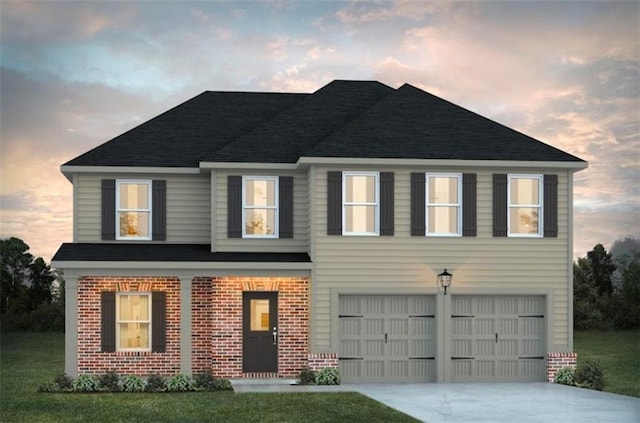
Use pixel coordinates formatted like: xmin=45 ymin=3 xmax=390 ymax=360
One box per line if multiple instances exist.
xmin=145 ymin=373 xmax=166 ymax=392
xmin=193 ymin=371 xmax=231 ymax=391
xmin=554 ymin=367 xmax=576 ymax=386
xmin=315 ymin=367 xmax=341 ymax=385
xmin=575 ymin=359 xmax=605 ymax=391
xmin=98 ymin=370 xmax=120 ymax=392
xmin=72 ymin=374 xmax=99 ymax=392
xmin=54 ymin=373 xmax=73 ymax=390
xmin=38 ymin=381 xmax=59 ymax=392
xmin=118 ymin=375 xmax=147 ymax=392
xmin=165 ymin=374 xmax=195 ymax=392
xmin=299 ymin=366 xmax=317 ymax=385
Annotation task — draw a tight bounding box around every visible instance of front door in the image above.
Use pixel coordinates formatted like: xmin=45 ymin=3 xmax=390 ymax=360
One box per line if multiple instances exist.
xmin=243 ymin=292 xmax=278 ymax=373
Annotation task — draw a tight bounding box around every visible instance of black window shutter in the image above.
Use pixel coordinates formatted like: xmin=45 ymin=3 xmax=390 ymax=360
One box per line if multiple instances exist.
xmin=101 ymin=180 xmax=116 ymax=240
xmin=227 ymin=176 xmax=242 ymax=238
xmin=327 ymin=171 xmax=342 ymax=235
xmin=411 ymin=173 xmax=426 ymax=236
xmin=462 ymin=174 xmax=477 ymax=237
xmin=278 ymin=176 xmax=294 ymax=238
xmin=544 ymin=174 xmax=558 ymax=237
xmin=152 ymin=291 xmax=166 ymax=353
xmin=380 ymin=172 xmax=394 ymax=236
xmin=101 ymin=291 xmax=116 ymax=353
xmin=152 ymin=180 xmax=167 ymax=241
xmin=493 ymin=174 xmax=508 ymax=237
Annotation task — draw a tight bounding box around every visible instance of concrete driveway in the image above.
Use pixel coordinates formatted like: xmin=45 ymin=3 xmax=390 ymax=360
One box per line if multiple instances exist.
xmin=350 ymin=383 xmax=640 ymax=423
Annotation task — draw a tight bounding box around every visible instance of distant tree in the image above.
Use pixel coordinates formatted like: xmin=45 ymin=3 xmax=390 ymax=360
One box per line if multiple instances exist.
xmin=587 ymin=244 xmax=617 ymax=297
xmin=610 ymin=252 xmax=640 ymax=329
xmin=0 ymin=237 xmax=34 ymax=314
xmin=28 ymin=257 xmax=55 ymax=309
xmin=610 ymin=236 xmax=640 ymax=262
xmin=573 ymin=257 xmax=605 ymax=330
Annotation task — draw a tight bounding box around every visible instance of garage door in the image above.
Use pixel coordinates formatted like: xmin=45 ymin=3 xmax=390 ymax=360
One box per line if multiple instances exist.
xmin=451 ymin=295 xmax=546 ymax=381
xmin=338 ymin=295 xmax=436 ymax=383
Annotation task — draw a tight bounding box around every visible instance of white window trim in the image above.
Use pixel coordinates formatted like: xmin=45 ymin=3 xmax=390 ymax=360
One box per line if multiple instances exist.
xmin=116 ymin=292 xmax=152 ymax=352
xmin=425 ymin=173 xmax=462 ymax=237
xmin=115 ymin=179 xmax=152 ymax=241
xmin=242 ymin=176 xmax=279 ymax=238
xmin=507 ymin=174 xmax=543 ymax=237
xmin=342 ymin=171 xmax=380 ymax=236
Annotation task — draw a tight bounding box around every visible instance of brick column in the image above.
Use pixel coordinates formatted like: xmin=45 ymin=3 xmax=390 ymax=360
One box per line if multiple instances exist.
xmin=547 ymin=352 xmax=577 ymax=382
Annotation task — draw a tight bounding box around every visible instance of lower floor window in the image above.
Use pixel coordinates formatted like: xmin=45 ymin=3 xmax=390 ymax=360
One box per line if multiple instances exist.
xmin=117 ymin=293 xmax=151 ymax=351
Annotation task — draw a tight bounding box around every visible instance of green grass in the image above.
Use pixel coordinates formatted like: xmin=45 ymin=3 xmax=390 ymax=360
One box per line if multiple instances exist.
xmin=0 ymin=332 xmax=418 ymax=423
xmin=574 ymin=330 xmax=640 ymax=398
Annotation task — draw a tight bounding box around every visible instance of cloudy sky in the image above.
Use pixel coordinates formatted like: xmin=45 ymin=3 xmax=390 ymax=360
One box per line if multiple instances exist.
xmin=1 ymin=0 xmax=638 ymax=262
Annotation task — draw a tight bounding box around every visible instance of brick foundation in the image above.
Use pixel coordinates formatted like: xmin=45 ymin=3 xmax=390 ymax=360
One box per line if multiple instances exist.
xmin=547 ymin=352 xmax=577 ymax=382
xmin=307 ymin=352 xmax=339 ymax=371
xmin=77 ymin=276 xmax=181 ymax=376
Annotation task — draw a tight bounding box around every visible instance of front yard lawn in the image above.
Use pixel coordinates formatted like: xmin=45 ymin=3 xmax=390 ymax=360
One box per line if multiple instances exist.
xmin=0 ymin=332 xmax=419 ymax=423
xmin=574 ymin=330 xmax=640 ymax=398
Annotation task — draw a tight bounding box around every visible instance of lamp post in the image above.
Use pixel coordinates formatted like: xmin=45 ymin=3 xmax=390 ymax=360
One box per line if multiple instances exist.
xmin=437 ymin=269 xmax=453 ymax=295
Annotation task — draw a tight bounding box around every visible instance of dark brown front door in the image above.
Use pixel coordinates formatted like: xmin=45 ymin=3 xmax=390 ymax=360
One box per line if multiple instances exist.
xmin=243 ymin=292 xmax=278 ymax=373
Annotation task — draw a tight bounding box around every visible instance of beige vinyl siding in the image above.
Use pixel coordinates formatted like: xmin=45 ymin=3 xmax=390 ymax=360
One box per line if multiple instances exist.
xmin=76 ymin=173 xmax=211 ymax=243
xmin=214 ymin=171 xmax=310 ymax=253
xmin=312 ymin=167 xmax=571 ymax=353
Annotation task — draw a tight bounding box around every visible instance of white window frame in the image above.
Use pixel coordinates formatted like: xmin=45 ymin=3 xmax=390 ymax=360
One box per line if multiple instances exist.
xmin=342 ymin=171 xmax=380 ymax=236
xmin=115 ymin=179 xmax=152 ymax=241
xmin=425 ymin=173 xmax=462 ymax=237
xmin=242 ymin=176 xmax=279 ymax=238
xmin=508 ymin=174 xmax=543 ymax=237
xmin=116 ymin=292 xmax=152 ymax=352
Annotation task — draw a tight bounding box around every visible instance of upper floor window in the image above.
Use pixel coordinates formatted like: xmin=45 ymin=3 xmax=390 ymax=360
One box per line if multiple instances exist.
xmin=508 ymin=175 xmax=543 ymax=237
xmin=116 ymin=180 xmax=152 ymax=240
xmin=116 ymin=292 xmax=151 ymax=352
xmin=426 ymin=173 xmax=461 ymax=236
xmin=243 ymin=176 xmax=278 ymax=237
xmin=343 ymin=172 xmax=379 ymax=235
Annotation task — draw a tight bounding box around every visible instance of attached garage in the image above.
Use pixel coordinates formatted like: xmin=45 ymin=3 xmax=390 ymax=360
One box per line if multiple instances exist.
xmin=450 ymin=295 xmax=546 ymax=381
xmin=338 ymin=295 xmax=436 ymax=383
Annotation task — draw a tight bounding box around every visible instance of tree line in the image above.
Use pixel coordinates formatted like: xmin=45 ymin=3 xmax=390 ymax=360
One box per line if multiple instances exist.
xmin=574 ymin=237 xmax=640 ymax=330
xmin=1 ymin=237 xmax=64 ymax=331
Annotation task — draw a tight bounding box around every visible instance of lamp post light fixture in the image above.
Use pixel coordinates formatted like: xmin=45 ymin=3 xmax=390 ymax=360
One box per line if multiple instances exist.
xmin=437 ymin=269 xmax=453 ymax=295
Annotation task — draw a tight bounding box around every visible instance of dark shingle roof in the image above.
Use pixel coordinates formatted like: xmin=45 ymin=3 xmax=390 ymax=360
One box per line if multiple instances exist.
xmin=64 ymin=80 xmax=584 ymax=166
xmin=52 ymin=243 xmax=311 ymax=263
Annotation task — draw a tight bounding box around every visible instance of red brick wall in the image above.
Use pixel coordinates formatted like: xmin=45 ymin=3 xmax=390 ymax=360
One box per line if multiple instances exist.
xmin=191 ymin=277 xmax=213 ymax=373
xmin=308 ymin=353 xmax=338 ymax=371
xmin=547 ymin=352 xmax=577 ymax=382
xmin=208 ymin=276 xmax=310 ymax=378
xmin=77 ymin=276 xmax=181 ymax=376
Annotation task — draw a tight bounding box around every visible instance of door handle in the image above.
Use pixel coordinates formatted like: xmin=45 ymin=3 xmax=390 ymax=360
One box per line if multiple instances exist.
xmin=272 ymin=327 xmax=278 ymax=345
xmin=385 ymin=333 xmax=388 ymax=344
xmin=495 ymin=333 xmax=498 ymax=343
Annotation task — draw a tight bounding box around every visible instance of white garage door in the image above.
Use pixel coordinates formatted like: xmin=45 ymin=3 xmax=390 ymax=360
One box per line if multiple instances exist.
xmin=451 ymin=295 xmax=546 ymax=381
xmin=338 ymin=295 xmax=436 ymax=383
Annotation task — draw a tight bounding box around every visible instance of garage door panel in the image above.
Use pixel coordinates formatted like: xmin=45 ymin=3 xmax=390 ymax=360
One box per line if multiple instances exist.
xmin=452 ymin=295 xmax=546 ymax=382
xmin=339 ymin=295 xmax=435 ymax=383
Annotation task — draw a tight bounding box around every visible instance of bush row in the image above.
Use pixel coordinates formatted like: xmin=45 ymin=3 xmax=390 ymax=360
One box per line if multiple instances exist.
xmin=39 ymin=370 xmax=232 ymax=393
xmin=554 ymin=359 xmax=605 ymax=391
xmin=1 ymin=303 xmax=65 ymax=332
xmin=298 ymin=367 xmax=341 ymax=385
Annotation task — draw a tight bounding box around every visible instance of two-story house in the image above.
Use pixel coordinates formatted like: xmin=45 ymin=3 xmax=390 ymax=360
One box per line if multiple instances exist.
xmin=52 ymin=80 xmax=587 ymax=383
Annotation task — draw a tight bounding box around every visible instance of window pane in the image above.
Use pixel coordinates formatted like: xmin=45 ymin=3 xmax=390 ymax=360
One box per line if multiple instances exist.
xmin=246 ymin=179 xmax=276 ymax=207
xmin=345 ymin=205 xmax=375 ymax=233
xmin=510 ymin=178 xmax=539 ymax=205
xmin=345 ymin=175 xmax=375 ymax=203
xmin=120 ymin=183 xmax=149 ymax=209
xmin=250 ymin=299 xmax=270 ymax=331
xmin=118 ymin=295 xmax=149 ymax=320
xmin=119 ymin=212 xmax=149 ymax=237
xmin=428 ymin=206 xmax=458 ymax=233
xmin=245 ymin=209 xmax=276 ymax=235
xmin=510 ymin=207 xmax=539 ymax=234
xmin=428 ymin=177 xmax=458 ymax=204
xmin=119 ymin=323 xmax=149 ymax=348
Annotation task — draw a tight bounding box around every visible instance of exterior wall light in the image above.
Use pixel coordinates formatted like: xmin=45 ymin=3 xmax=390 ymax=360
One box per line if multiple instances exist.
xmin=437 ymin=269 xmax=453 ymax=295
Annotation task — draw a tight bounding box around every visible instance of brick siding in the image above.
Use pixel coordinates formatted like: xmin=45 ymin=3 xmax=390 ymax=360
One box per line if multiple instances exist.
xmin=546 ymin=352 xmax=577 ymax=382
xmin=77 ymin=276 xmax=181 ymax=376
xmin=307 ymin=352 xmax=339 ymax=371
